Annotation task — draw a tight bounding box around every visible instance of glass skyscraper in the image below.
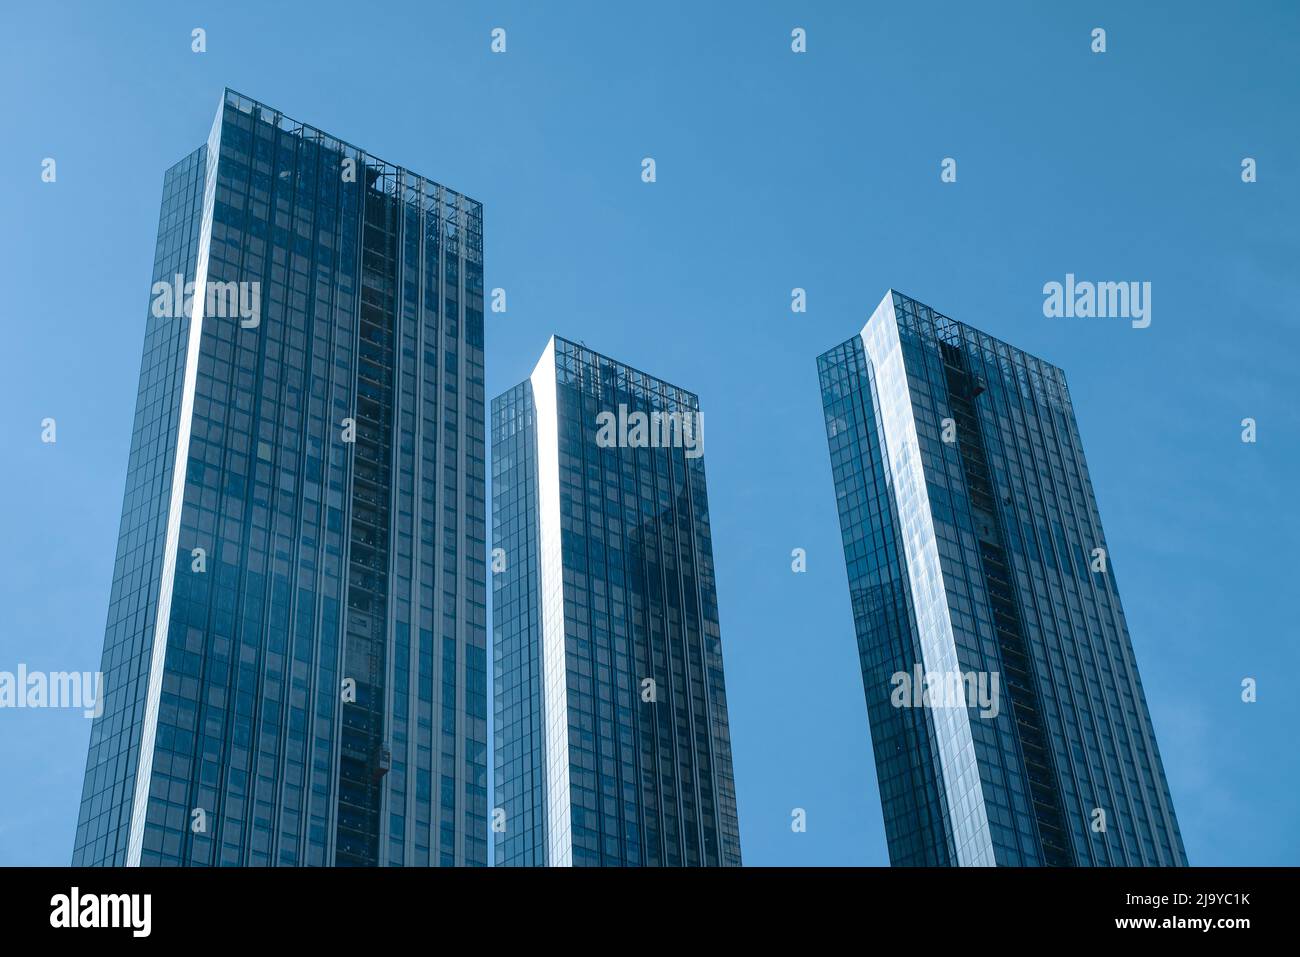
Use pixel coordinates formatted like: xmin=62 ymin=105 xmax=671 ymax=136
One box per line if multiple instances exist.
xmin=491 ymin=337 xmax=742 ymax=866
xmin=72 ymin=90 xmax=487 ymax=866
xmin=818 ymin=290 xmax=1186 ymax=867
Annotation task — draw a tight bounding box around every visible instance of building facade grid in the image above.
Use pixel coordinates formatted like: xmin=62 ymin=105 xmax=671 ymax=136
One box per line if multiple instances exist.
xmin=74 ymin=90 xmax=487 ymax=866
xmin=818 ymin=290 xmax=1186 ymax=867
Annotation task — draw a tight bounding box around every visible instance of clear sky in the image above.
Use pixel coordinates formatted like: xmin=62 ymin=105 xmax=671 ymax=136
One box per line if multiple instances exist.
xmin=1 ymin=0 xmax=1296 ymax=866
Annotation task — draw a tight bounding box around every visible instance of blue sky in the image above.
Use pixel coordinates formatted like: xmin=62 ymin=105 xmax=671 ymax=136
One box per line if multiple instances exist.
xmin=1 ymin=0 xmax=1297 ymax=866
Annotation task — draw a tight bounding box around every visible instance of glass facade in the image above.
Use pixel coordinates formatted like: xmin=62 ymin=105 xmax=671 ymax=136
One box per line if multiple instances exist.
xmin=818 ymin=290 xmax=1186 ymax=867
xmin=73 ymin=89 xmax=487 ymax=866
xmin=70 ymin=145 xmax=208 ymax=868
xmin=491 ymin=337 xmax=742 ymax=866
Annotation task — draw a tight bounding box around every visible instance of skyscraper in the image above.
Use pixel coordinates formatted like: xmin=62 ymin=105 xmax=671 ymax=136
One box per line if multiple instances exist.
xmin=817 ymin=290 xmax=1186 ymax=867
xmin=491 ymin=336 xmax=741 ymax=866
xmin=73 ymin=90 xmax=487 ymax=866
